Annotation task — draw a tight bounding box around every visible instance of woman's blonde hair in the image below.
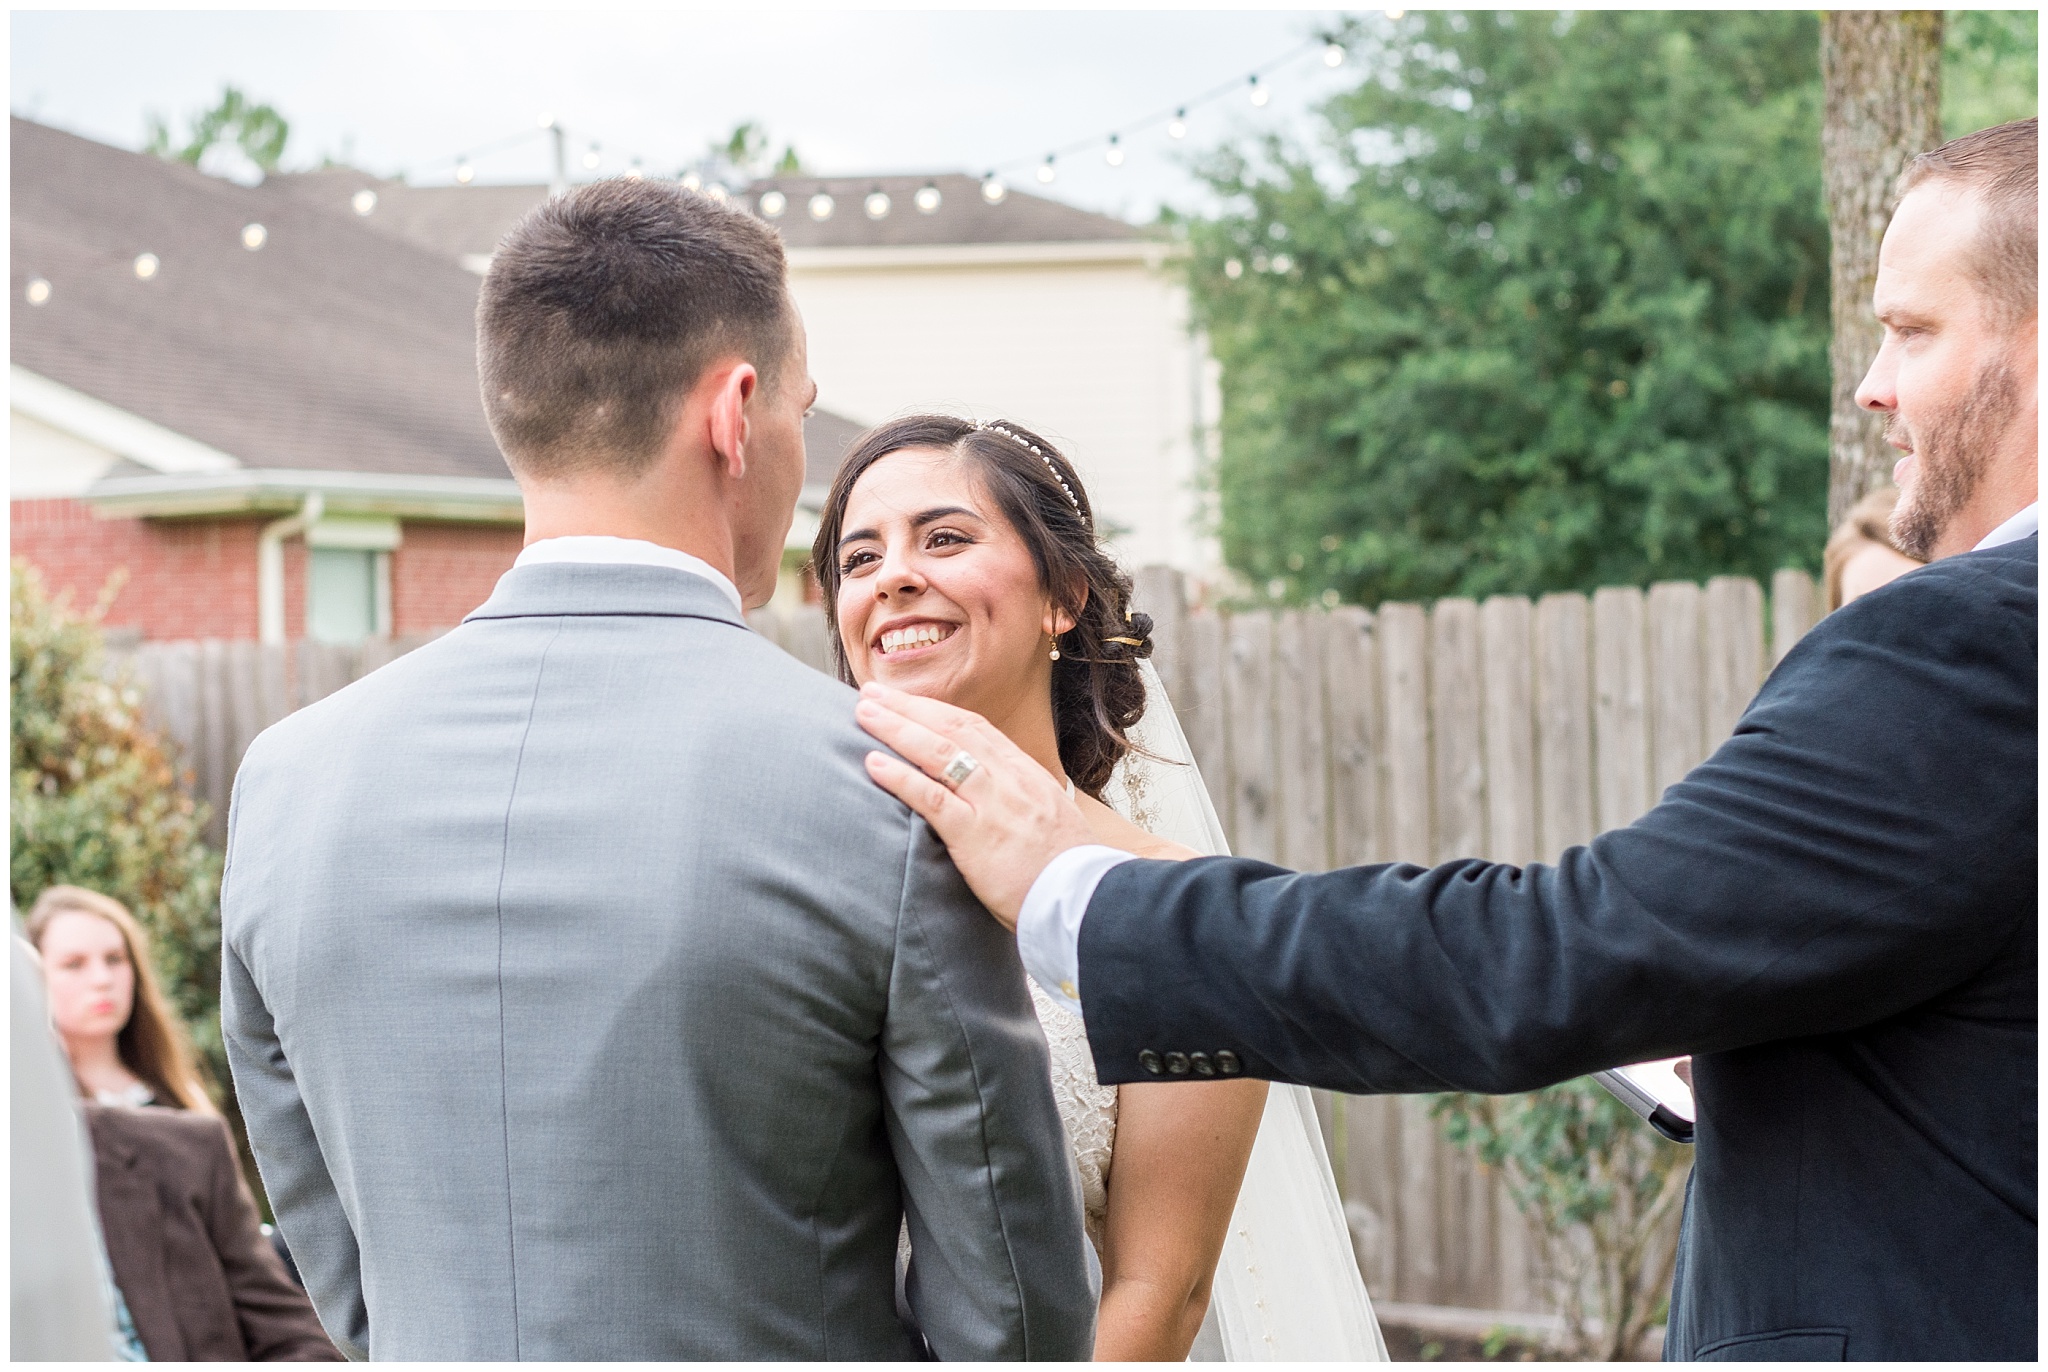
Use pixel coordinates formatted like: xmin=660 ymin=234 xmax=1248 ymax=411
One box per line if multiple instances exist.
xmin=25 ymin=885 xmax=213 ymax=1113
xmin=1823 ymin=485 xmax=1920 ymax=611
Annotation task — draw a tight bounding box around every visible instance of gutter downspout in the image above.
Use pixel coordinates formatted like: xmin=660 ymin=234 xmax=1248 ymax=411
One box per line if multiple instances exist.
xmin=257 ymin=493 xmax=324 ymax=646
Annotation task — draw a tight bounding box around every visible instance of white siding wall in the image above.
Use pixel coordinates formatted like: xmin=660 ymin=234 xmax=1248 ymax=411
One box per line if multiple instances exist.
xmin=11 ymin=410 xmax=120 ymax=498
xmin=788 ymin=250 xmax=1218 ymax=574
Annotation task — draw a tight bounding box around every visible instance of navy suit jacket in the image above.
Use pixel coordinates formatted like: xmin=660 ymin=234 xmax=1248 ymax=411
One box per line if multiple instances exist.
xmin=1078 ymin=536 xmax=2036 ymax=1361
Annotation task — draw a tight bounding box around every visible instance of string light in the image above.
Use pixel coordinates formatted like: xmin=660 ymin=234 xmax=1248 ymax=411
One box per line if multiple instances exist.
xmin=706 ymin=184 xmax=730 ymax=204
xmin=133 ymin=253 xmax=159 ymax=280
xmin=1325 ymin=43 xmax=1346 ymax=67
xmin=581 ymin=145 xmax=602 ymax=170
xmin=915 ymin=182 xmax=942 ymax=213
xmin=808 ymin=192 xmax=835 ymax=220
xmin=864 ymin=188 xmax=891 ymax=219
xmin=1037 ymin=156 xmax=1056 ymax=184
xmin=1385 ymin=8 xmax=1405 ymax=18
xmin=680 ymin=170 xmax=703 ymax=191
xmin=455 ymin=160 xmax=475 ymax=184
xmin=980 ymin=174 xmax=1007 ymax=204
xmin=537 ymin=112 xmax=556 ymax=130
xmin=25 ymin=277 xmax=51 ymax=305
xmin=1105 ymin=135 xmax=1124 ymax=168
xmin=351 ymin=189 xmax=378 ymax=215
xmin=625 ymin=160 xmax=644 ymax=180
xmin=1248 ymin=74 xmax=1270 ymax=107
xmin=759 ymin=189 xmax=788 ymax=217
xmin=1168 ymin=109 xmax=1188 ymax=139
xmin=241 ymin=223 xmax=268 ymax=250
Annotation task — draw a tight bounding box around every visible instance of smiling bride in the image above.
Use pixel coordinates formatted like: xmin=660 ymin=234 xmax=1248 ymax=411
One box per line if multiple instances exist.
xmin=811 ymin=414 xmax=1387 ymax=1361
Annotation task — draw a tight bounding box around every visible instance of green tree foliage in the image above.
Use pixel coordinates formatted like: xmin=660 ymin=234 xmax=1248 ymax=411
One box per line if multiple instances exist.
xmin=1183 ymin=11 xmax=1831 ymax=605
xmin=719 ymin=119 xmax=805 ymax=178
xmin=144 ymin=85 xmax=290 ymax=171
xmin=1436 ymin=1081 xmax=1690 ymax=1360
xmin=11 ymin=561 xmax=226 ymax=1093
xmin=1943 ymin=10 xmax=2038 ymax=138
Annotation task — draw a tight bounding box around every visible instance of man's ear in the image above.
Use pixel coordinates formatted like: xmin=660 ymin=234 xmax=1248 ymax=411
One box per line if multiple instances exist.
xmin=704 ymin=361 xmax=760 ymax=480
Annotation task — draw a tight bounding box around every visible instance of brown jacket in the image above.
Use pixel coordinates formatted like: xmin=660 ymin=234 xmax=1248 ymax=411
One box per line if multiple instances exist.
xmin=85 ymin=1104 xmax=343 ymax=1362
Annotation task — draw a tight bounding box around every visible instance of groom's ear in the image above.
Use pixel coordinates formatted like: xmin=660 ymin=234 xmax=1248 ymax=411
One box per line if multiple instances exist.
xmin=702 ymin=360 xmax=760 ymax=478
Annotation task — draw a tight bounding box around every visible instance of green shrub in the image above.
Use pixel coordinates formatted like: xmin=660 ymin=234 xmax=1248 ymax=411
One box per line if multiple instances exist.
xmin=10 ymin=560 xmax=226 ymax=1093
xmin=1435 ymin=1080 xmax=1689 ymax=1360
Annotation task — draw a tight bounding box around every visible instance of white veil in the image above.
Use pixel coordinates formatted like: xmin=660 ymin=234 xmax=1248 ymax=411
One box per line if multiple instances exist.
xmin=1102 ymin=661 xmax=1389 ymax=1362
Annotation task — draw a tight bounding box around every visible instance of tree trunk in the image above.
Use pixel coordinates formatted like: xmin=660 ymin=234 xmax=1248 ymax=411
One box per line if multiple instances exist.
xmin=1821 ymin=12 xmax=1944 ymax=526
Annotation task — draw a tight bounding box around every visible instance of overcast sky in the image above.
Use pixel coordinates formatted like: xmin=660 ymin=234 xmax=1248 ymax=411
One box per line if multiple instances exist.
xmin=11 ymin=8 xmax=1372 ymax=222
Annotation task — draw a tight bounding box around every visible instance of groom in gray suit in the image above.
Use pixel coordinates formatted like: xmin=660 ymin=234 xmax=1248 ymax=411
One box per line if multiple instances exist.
xmin=220 ymin=179 xmax=1095 ymax=1360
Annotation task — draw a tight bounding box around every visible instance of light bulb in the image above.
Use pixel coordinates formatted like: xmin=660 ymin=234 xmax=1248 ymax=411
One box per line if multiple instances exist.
xmin=808 ymin=192 xmax=835 ymax=221
xmin=241 ymin=223 xmax=267 ymax=250
xmin=1168 ymin=110 xmax=1188 ymax=139
xmin=537 ymin=112 xmax=556 ymax=130
xmin=1223 ymin=258 xmax=1244 ymax=279
xmin=1037 ymin=158 xmax=1056 ymax=184
xmin=582 ymin=147 xmax=602 ymax=170
xmin=1385 ymin=8 xmax=1404 ymax=18
xmin=1105 ymin=137 xmax=1124 ymax=168
xmin=864 ymin=190 xmax=891 ymax=219
xmin=25 ymin=277 xmax=51 ymax=305
xmin=680 ymin=170 xmax=702 ymax=191
xmin=1270 ymin=253 xmax=1293 ymax=274
xmin=455 ymin=161 xmax=475 ymax=185
xmin=1325 ymin=43 xmax=1346 ymax=67
xmin=625 ymin=162 xmax=644 ymax=180
xmin=1249 ymin=76 xmax=1270 ymax=108
xmin=915 ymin=184 xmax=942 ymax=213
xmin=980 ymin=175 xmax=1006 ymax=204
xmin=706 ymin=183 xmax=729 ymax=203
xmin=133 ymin=253 xmax=159 ymax=280
xmin=351 ymin=188 xmax=378 ymax=216
xmin=758 ymin=190 xmax=788 ymax=218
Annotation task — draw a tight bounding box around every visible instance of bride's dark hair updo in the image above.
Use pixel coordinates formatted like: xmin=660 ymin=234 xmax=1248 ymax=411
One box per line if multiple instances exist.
xmin=811 ymin=414 xmax=1154 ymax=797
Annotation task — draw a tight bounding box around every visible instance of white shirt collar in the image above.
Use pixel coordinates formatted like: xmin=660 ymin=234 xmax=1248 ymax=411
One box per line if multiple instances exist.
xmin=1972 ymin=501 xmax=2039 ymax=552
xmin=513 ymin=536 xmax=744 ymax=615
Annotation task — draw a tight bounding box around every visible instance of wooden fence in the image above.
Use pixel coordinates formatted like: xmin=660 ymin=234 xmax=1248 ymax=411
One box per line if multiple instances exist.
xmin=114 ymin=566 xmax=1823 ymax=1320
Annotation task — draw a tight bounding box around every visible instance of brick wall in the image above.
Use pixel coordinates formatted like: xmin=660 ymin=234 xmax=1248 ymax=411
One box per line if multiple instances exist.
xmin=12 ymin=497 xmax=266 ymax=640
xmin=391 ymin=523 xmax=524 ymax=634
xmin=10 ymin=498 xmax=523 ymax=641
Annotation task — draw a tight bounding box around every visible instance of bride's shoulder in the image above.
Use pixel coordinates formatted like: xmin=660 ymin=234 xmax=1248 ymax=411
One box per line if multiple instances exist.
xmin=1074 ymin=792 xmax=1200 ymax=862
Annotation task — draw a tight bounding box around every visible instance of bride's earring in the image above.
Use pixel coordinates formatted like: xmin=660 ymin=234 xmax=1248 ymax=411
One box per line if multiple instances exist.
xmin=1049 ymin=638 xmax=1061 ymax=662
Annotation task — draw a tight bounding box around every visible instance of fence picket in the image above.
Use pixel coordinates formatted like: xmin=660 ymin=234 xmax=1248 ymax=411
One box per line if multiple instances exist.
xmin=1771 ymin=568 xmax=1820 ymax=665
xmin=1479 ymin=596 xmax=1537 ymax=865
xmin=1324 ymin=607 xmax=1381 ymax=869
xmin=1225 ymin=612 xmax=1279 ymax=862
xmin=1275 ymin=610 xmax=1330 ymax=871
xmin=1591 ymin=587 xmax=1651 ymax=831
xmin=1429 ymin=598 xmax=1485 ymax=863
xmin=1134 ymin=563 xmax=1190 ymax=711
xmin=1378 ymin=604 xmax=1431 ymax=864
xmin=1182 ymin=611 xmax=1231 ymax=840
xmin=1646 ymin=581 xmax=1705 ymax=797
xmin=1534 ymin=592 xmax=1596 ymax=857
xmin=1702 ymin=576 xmax=1765 ymax=746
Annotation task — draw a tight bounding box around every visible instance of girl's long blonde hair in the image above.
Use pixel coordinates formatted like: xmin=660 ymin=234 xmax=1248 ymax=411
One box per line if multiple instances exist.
xmin=26 ymin=885 xmax=214 ymax=1113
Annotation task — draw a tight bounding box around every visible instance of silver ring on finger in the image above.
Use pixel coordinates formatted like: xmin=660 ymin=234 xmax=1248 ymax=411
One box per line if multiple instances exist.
xmin=940 ymin=749 xmax=981 ymax=790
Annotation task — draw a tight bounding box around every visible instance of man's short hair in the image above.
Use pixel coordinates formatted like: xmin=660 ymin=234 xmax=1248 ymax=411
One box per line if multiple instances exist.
xmin=1898 ymin=117 xmax=2037 ymax=328
xmin=478 ymin=178 xmax=794 ymax=479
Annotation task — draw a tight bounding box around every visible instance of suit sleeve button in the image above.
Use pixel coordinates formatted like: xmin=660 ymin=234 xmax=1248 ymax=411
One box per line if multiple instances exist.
xmin=1138 ymin=1050 xmax=1163 ymax=1075
xmin=1215 ymin=1050 xmax=1242 ymax=1076
xmin=1164 ymin=1052 xmax=1190 ymax=1076
xmin=1190 ymin=1051 xmax=1215 ymax=1077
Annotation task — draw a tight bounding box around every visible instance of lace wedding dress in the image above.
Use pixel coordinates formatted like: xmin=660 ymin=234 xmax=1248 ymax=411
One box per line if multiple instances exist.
xmin=1028 ymin=661 xmax=1389 ymax=1362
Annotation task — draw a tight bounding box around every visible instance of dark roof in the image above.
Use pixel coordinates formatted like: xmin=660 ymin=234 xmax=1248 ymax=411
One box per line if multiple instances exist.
xmin=269 ymin=170 xmax=1144 ymax=264
xmin=11 ymin=120 xmax=866 ymax=484
xmin=11 ymin=117 xmax=508 ymax=480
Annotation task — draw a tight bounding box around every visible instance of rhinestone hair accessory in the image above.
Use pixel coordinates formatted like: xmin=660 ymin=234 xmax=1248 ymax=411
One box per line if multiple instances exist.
xmin=977 ymin=422 xmax=1082 ymax=515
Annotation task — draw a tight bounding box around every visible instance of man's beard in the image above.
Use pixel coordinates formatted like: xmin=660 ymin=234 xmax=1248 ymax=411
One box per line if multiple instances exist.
xmin=1888 ymin=359 xmax=2022 ymax=559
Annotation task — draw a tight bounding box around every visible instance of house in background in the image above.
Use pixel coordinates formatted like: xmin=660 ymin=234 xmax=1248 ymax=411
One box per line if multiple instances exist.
xmin=277 ymin=168 xmax=1222 ymax=576
xmin=9 ymin=118 xmax=867 ymax=641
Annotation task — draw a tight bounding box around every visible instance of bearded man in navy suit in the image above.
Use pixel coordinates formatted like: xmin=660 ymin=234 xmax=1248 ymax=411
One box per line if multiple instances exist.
xmin=859 ymin=119 xmax=2038 ymax=1361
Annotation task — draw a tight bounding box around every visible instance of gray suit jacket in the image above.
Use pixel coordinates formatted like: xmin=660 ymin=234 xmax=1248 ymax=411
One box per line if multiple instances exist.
xmin=221 ymin=563 xmax=1095 ymax=1361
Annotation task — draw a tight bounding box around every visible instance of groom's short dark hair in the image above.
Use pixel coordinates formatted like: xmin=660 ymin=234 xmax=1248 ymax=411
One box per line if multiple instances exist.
xmin=478 ymin=177 xmax=795 ymax=479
